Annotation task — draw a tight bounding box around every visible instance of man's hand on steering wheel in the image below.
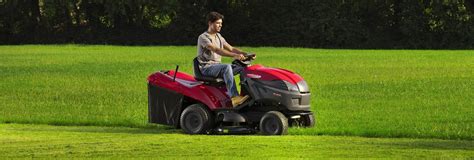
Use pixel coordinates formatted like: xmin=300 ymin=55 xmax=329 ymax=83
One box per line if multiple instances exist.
xmin=233 ymin=53 xmax=246 ymax=61
xmin=243 ymin=52 xmax=256 ymax=61
xmin=249 ymin=54 xmax=256 ymax=60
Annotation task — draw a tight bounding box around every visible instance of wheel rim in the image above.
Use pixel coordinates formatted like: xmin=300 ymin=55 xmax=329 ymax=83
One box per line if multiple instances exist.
xmin=184 ymin=112 xmax=203 ymax=133
xmin=263 ymin=117 xmax=280 ymax=134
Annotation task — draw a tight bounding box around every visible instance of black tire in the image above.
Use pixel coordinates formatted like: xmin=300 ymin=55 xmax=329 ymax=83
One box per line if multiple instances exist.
xmin=180 ymin=104 xmax=214 ymax=134
xmin=301 ymin=114 xmax=315 ymax=128
xmin=259 ymin=111 xmax=288 ymax=135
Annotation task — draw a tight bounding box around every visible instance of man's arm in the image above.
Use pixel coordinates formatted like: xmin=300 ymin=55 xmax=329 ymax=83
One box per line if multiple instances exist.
xmin=223 ymin=43 xmax=245 ymax=55
xmin=224 ymin=43 xmax=256 ymax=60
xmin=206 ymin=43 xmax=245 ymax=60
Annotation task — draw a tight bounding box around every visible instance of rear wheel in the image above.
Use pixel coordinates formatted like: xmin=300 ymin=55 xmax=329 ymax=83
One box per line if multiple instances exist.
xmin=259 ymin=111 xmax=288 ymax=135
xmin=180 ymin=104 xmax=214 ymax=134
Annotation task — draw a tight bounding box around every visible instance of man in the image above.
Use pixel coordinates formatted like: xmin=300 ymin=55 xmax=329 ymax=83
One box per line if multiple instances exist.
xmin=196 ymin=11 xmax=251 ymax=107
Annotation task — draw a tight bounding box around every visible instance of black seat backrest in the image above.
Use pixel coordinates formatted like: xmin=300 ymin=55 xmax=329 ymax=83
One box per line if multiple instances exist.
xmin=193 ymin=57 xmax=223 ymax=83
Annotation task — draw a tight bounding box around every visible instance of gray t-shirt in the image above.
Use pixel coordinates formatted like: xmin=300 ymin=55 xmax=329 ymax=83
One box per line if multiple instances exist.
xmin=196 ymin=32 xmax=228 ymax=67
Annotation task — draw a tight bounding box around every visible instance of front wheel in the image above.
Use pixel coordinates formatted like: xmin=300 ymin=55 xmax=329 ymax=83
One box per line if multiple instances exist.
xmin=180 ymin=104 xmax=214 ymax=134
xmin=259 ymin=111 xmax=288 ymax=135
xmin=301 ymin=114 xmax=315 ymax=127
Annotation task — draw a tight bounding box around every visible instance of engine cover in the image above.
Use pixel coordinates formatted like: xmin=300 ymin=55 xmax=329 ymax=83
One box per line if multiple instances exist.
xmin=242 ymin=65 xmax=311 ymax=111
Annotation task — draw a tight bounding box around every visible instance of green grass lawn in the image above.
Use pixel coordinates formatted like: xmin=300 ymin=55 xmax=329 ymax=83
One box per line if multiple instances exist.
xmin=0 ymin=45 xmax=473 ymax=141
xmin=1 ymin=124 xmax=472 ymax=158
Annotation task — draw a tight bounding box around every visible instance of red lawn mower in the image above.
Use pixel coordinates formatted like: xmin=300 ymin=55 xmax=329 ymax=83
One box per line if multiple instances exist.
xmin=147 ymin=53 xmax=315 ymax=135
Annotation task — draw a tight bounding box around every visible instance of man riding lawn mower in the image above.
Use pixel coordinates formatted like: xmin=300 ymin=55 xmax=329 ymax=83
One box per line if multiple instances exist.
xmin=147 ymin=12 xmax=315 ymax=135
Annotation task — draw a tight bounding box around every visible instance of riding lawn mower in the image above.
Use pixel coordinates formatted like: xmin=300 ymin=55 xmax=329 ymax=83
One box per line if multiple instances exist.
xmin=147 ymin=53 xmax=315 ymax=135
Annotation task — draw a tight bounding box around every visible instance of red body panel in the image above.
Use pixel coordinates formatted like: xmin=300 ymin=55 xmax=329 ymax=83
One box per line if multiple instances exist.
xmin=148 ymin=70 xmax=232 ymax=110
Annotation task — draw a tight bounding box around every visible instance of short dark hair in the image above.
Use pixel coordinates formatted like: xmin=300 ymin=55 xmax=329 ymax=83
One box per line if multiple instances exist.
xmin=207 ymin=12 xmax=224 ymax=23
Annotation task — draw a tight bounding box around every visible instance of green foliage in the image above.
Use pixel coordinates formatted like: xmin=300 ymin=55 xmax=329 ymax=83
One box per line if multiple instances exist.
xmin=1 ymin=45 xmax=473 ymax=140
xmin=0 ymin=0 xmax=473 ymax=48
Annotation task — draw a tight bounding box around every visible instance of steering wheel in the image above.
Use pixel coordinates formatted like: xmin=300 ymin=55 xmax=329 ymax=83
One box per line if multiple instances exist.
xmin=232 ymin=52 xmax=255 ymax=66
xmin=241 ymin=52 xmax=256 ymax=64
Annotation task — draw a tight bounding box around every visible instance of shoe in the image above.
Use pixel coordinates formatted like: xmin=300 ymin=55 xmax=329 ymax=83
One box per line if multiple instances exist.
xmin=231 ymin=95 xmax=249 ymax=107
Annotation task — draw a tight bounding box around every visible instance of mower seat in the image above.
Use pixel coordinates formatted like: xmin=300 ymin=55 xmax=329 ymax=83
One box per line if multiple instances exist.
xmin=193 ymin=57 xmax=224 ymax=84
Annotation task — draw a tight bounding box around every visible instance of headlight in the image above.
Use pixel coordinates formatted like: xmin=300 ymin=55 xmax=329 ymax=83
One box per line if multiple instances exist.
xmin=296 ymin=80 xmax=309 ymax=93
xmin=284 ymin=81 xmax=299 ymax=92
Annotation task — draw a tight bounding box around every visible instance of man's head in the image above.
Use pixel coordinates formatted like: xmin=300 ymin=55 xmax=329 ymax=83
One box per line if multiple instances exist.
xmin=207 ymin=12 xmax=224 ymax=33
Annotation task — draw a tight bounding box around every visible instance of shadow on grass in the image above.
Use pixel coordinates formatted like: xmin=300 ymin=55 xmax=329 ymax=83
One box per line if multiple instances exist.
xmin=36 ymin=124 xmax=260 ymax=136
xmin=2 ymin=122 xmax=183 ymax=135
xmin=5 ymin=122 xmax=266 ymax=136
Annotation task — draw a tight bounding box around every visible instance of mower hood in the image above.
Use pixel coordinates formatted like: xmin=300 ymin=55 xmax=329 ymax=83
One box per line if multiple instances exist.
xmin=244 ymin=65 xmax=304 ymax=85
